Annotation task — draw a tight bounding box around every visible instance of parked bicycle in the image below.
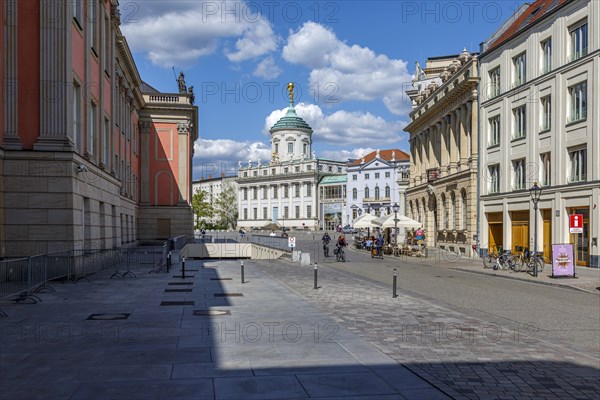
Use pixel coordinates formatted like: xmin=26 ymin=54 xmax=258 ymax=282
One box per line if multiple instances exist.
xmin=483 ymin=246 xmax=515 ymax=270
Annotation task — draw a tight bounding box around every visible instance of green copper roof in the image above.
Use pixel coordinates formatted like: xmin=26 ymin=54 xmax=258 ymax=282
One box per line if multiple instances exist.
xmin=320 ymin=175 xmax=347 ymax=184
xmin=270 ymin=107 xmax=313 ymax=133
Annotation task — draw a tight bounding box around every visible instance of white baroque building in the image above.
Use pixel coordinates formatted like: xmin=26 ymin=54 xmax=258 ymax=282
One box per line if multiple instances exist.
xmin=236 ymin=88 xmax=346 ymax=231
xmin=479 ymin=0 xmax=599 ymax=268
xmin=346 ymin=149 xmax=410 ymax=221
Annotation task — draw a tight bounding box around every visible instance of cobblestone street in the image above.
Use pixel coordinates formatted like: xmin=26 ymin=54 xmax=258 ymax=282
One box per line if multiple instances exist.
xmin=256 ymin=259 xmax=600 ymax=399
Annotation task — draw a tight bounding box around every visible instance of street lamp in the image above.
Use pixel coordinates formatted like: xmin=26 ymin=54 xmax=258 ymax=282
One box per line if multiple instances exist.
xmin=529 ymin=182 xmax=542 ymax=277
xmin=392 ymin=203 xmax=400 ymax=247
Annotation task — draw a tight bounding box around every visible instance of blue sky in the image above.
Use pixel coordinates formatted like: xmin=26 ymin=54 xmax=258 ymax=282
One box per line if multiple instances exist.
xmin=121 ymin=0 xmax=528 ymax=179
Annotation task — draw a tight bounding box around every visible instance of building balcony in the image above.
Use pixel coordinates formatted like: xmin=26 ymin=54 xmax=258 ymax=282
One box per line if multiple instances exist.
xmin=143 ymin=93 xmax=191 ymax=105
xmin=363 ymin=197 xmax=391 ymax=203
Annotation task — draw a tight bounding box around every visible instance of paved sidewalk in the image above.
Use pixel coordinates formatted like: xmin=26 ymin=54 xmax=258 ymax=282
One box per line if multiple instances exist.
xmin=350 ymin=247 xmax=600 ymax=294
xmin=256 ymin=258 xmax=600 ymax=400
xmin=0 ymin=259 xmax=447 ymax=400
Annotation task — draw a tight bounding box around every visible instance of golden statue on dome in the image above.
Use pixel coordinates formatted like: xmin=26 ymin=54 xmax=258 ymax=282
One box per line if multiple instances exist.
xmin=287 ymin=82 xmax=294 ymax=104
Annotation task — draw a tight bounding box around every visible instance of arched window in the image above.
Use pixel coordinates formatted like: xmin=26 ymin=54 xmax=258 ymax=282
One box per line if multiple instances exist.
xmin=461 ymin=190 xmax=468 ymax=230
xmin=364 ymin=186 xmax=370 ymax=199
xmin=352 ymin=188 xmax=357 ymax=200
xmin=385 ymin=185 xmax=390 ymax=198
xmin=374 ymin=186 xmax=380 ymax=200
xmin=441 ymin=194 xmax=447 ymax=230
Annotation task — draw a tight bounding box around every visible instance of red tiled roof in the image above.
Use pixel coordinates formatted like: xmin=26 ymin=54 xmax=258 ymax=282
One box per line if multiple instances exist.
xmin=485 ymin=0 xmax=570 ymax=53
xmin=348 ymin=149 xmax=409 ymax=166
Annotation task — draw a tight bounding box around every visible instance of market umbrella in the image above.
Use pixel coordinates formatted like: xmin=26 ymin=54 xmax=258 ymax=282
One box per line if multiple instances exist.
xmin=373 ymin=214 xmax=421 ymax=229
xmin=353 ymin=213 xmax=378 ymax=228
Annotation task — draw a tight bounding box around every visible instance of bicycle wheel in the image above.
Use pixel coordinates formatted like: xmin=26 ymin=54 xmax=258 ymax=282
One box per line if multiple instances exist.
xmin=536 ymin=257 xmax=544 ymax=273
xmin=483 ymin=254 xmax=496 ymax=269
xmin=513 ymin=255 xmax=525 ymax=272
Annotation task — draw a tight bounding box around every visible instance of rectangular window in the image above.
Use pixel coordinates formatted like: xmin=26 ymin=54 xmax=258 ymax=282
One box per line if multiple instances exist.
xmin=337 ymin=167 xmax=342 ymax=173
xmin=284 ymin=185 xmax=289 ymax=198
xmin=513 ymin=105 xmax=526 ymax=139
xmin=253 ymin=208 xmax=257 ymax=220
xmin=303 ymin=143 xmax=308 ymax=155
xmin=374 ymin=173 xmax=380 ymax=179
xmin=103 ymin=15 xmax=110 ymax=73
xmin=295 ymin=206 xmax=300 ymax=218
xmin=284 ymin=206 xmax=289 ymax=219
xmin=103 ymin=117 xmax=110 ymax=165
xmin=243 ymin=188 xmax=248 ymax=200
xmin=72 ymin=82 xmax=81 ymax=150
xmin=288 ymin=142 xmax=294 ymax=154
xmin=488 ymin=164 xmax=500 ymax=194
xmin=243 ymin=208 xmax=248 ymax=220
xmin=569 ymin=148 xmax=587 ymax=182
xmin=539 ymin=95 xmax=551 ymax=132
xmin=352 ymin=174 xmax=357 ymax=181
xmin=306 ymin=205 xmax=312 ymax=219
xmin=272 ymin=186 xmax=278 ymax=199
xmin=513 ymin=52 xmax=526 ymax=86
xmin=284 ymin=167 xmax=288 ymax=173
xmin=89 ymin=103 xmax=97 ymax=157
xmin=306 ymin=183 xmax=312 ymax=197
xmin=489 ymin=116 xmax=500 ymax=146
xmin=89 ymin=0 xmax=98 ymax=54
xmin=252 ymin=187 xmax=257 ymax=200
xmin=72 ymin=0 xmax=82 ymax=27
xmin=262 ymin=187 xmax=267 ymax=199
xmin=541 ymin=38 xmax=552 ymax=74
xmin=263 ymin=169 xmax=267 ymax=176
xmin=295 ymin=166 xmax=300 ymax=172
xmin=568 ymin=81 xmax=587 ymax=123
xmin=253 ymin=171 xmax=257 ymax=177
xmin=263 ymin=207 xmax=268 ymax=219
xmin=306 ymin=165 xmax=312 ymax=171
xmin=385 ymin=172 xmax=390 ymax=178
xmin=540 ymin=153 xmax=551 ymax=186
xmin=489 ymin=67 xmax=501 ymax=98
xmin=365 ymin=173 xmax=370 ymax=180
xmin=512 ymin=159 xmax=526 ymax=190
xmin=570 ymin=21 xmax=588 ymax=61
xmin=295 ymin=184 xmax=300 ymax=197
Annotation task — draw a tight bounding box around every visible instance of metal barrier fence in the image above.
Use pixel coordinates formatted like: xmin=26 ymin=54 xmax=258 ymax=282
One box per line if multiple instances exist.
xmin=249 ymin=235 xmax=291 ymax=252
xmin=111 ymin=244 xmax=168 ymax=278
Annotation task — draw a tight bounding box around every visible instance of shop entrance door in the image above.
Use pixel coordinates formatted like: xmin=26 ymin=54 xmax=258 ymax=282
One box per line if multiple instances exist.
xmin=542 ymin=209 xmax=552 ymax=263
xmin=511 ymin=211 xmax=530 ymax=253
xmin=487 ymin=212 xmax=503 ymax=253
xmin=569 ymin=207 xmax=589 ymax=267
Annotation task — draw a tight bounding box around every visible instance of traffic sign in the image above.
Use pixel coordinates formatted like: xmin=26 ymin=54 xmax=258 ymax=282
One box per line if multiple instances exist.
xmin=569 ymin=214 xmax=584 ymax=234
xmin=288 ymin=236 xmax=296 ymax=248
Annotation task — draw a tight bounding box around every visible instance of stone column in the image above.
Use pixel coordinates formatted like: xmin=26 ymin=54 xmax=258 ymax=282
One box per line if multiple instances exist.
xmin=461 ymin=102 xmax=471 ymax=165
xmin=139 ymin=121 xmax=151 ymax=205
xmin=470 ymin=90 xmax=479 ymax=162
xmin=36 ymin=0 xmax=74 ymax=151
xmin=177 ymin=122 xmax=191 ymax=205
xmin=428 ymin=126 xmax=435 ymax=168
xmin=3 ymin=0 xmax=21 ymax=149
xmin=440 ymin=118 xmax=448 ymax=172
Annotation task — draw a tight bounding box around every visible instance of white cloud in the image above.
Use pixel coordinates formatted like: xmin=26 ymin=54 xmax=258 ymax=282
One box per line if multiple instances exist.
xmin=121 ymin=1 xmax=278 ymax=67
xmin=253 ymin=56 xmax=282 ymax=79
xmin=321 ymin=148 xmax=376 ymax=161
xmin=282 ymin=22 xmax=413 ymax=115
xmin=193 ymin=138 xmax=271 ymax=177
xmin=264 ymin=103 xmax=406 ymax=147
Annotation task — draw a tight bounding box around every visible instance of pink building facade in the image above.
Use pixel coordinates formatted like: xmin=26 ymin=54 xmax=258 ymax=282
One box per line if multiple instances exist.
xmin=0 ymin=0 xmax=197 ymax=257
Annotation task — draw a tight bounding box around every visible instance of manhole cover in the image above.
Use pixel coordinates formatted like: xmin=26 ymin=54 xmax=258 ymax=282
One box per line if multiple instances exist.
xmin=160 ymin=301 xmax=195 ymax=306
xmin=168 ymin=282 xmax=193 ymax=286
xmin=214 ymin=293 xmax=244 ymax=297
xmin=210 ymin=278 xmax=232 ymax=281
xmin=164 ymin=289 xmax=192 ymax=293
xmin=87 ymin=313 xmax=130 ymax=320
xmin=193 ymin=310 xmax=231 ymax=316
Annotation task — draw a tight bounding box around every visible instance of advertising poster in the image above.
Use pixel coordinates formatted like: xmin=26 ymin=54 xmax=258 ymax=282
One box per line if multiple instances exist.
xmin=551 ymin=244 xmax=576 ymax=278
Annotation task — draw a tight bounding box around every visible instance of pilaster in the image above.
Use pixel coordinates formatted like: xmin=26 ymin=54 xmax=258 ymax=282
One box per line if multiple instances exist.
xmin=139 ymin=120 xmax=151 ymax=205
xmin=3 ymin=0 xmax=22 ymax=150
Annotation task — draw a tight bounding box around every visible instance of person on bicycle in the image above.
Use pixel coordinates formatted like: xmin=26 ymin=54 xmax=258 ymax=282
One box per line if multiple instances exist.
xmin=322 ymin=233 xmax=331 ymax=257
xmin=336 ymin=235 xmax=348 ymax=252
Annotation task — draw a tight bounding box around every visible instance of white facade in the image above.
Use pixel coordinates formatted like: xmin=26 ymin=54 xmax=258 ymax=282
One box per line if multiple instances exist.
xmin=192 ymin=176 xmax=238 ymax=225
xmin=346 ymin=149 xmax=410 ymax=222
xmin=479 ymin=0 xmax=599 ymax=267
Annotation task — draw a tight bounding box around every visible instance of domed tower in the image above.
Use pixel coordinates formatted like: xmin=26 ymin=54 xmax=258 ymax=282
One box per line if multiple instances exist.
xmin=269 ymin=82 xmax=313 ymax=162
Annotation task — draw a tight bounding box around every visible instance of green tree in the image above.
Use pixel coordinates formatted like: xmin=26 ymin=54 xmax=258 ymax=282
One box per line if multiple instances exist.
xmin=214 ymin=182 xmax=238 ymax=229
xmin=191 ymin=189 xmax=214 ymax=230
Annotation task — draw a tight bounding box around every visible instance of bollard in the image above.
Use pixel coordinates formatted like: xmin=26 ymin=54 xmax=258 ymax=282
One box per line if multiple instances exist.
xmin=167 ymin=252 xmax=171 ymax=273
xmin=314 ymin=263 xmax=318 ymax=290
xmin=393 ymin=268 xmax=397 ymax=298
xmin=182 ymin=257 xmax=186 ymax=279
xmin=241 ymin=260 xmax=245 ymax=284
